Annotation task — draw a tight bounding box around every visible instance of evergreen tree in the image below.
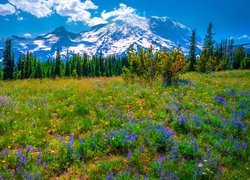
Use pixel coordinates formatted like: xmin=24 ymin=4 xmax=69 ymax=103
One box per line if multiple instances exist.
xmin=241 ymin=56 xmax=250 ymax=69
xmin=188 ymin=29 xmax=197 ymax=71
xmin=83 ymin=53 xmax=88 ymax=77
xmin=65 ymin=60 xmax=71 ymax=77
xmin=227 ymin=38 xmax=234 ymax=69
xmin=54 ymin=50 xmax=62 ymax=77
xmin=234 ymin=47 xmax=246 ymax=69
xmin=3 ymin=39 xmax=14 ymax=80
xmin=197 ymin=49 xmax=208 ymax=72
xmin=17 ymin=54 xmax=25 ymax=79
xmin=0 ymin=61 xmax=3 ymax=80
xmin=24 ymin=52 xmax=32 ymax=78
xmin=204 ymin=23 xmax=214 ymax=57
xmin=35 ymin=61 xmax=43 ymax=78
xmin=76 ymin=56 xmax=82 ymax=77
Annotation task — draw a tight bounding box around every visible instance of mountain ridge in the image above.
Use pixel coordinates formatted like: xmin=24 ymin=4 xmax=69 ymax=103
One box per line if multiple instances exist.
xmin=0 ymin=15 xmax=203 ymax=60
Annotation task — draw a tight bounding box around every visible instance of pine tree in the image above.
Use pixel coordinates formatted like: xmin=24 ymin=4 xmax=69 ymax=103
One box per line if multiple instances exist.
xmin=83 ymin=53 xmax=88 ymax=77
xmin=17 ymin=54 xmax=25 ymax=79
xmin=204 ymin=23 xmax=214 ymax=57
xmin=54 ymin=50 xmax=62 ymax=77
xmin=76 ymin=56 xmax=82 ymax=77
xmin=234 ymin=47 xmax=246 ymax=69
xmin=24 ymin=52 xmax=32 ymax=78
xmin=65 ymin=60 xmax=71 ymax=77
xmin=227 ymin=38 xmax=234 ymax=69
xmin=188 ymin=29 xmax=197 ymax=71
xmin=35 ymin=61 xmax=43 ymax=78
xmin=0 ymin=61 xmax=3 ymax=80
xmin=3 ymin=39 xmax=14 ymax=80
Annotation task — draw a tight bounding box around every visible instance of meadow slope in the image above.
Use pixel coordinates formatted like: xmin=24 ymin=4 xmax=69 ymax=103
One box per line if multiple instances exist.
xmin=0 ymin=70 xmax=249 ymax=179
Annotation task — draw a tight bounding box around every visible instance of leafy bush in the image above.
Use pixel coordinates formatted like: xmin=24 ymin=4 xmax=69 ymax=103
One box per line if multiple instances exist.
xmin=123 ymin=46 xmax=186 ymax=85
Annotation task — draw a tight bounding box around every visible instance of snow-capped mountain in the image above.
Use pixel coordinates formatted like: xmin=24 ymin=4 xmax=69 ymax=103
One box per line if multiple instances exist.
xmin=0 ymin=14 xmax=203 ymax=61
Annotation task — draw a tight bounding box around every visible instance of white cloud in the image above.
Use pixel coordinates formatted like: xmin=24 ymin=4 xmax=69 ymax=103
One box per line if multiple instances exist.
xmin=101 ymin=3 xmax=135 ymax=21
xmin=0 ymin=3 xmax=16 ymax=16
xmin=8 ymin=0 xmax=54 ymax=18
xmin=88 ymin=17 xmax=107 ymax=26
xmin=17 ymin=16 xmax=24 ymax=21
xmin=54 ymin=0 xmax=98 ymax=23
xmin=87 ymin=3 xmax=136 ymax=27
xmin=24 ymin=33 xmax=31 ymax=38
xmin=237 ymin=35 xmax=250 ymax=40
xmin=7 ymin=0 xmax=99 ymax=24
xmin=2 ymin=1 xmax=136 ymax=27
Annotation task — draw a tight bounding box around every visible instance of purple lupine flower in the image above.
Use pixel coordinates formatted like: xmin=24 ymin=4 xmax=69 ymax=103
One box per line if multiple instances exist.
xmin=127 ymin=150 xmax=132 ymax=159
xmin=69 ymin=134 xmax=74 ymax=143
xmin=17 ymin=149 xmax=26 ymax=166
xmin=129 ymin=133 xmax=137 ymax=142
xmin=160 ymin=169 xmax=166 ymax=179
xmin=193 ymin=141 xmax=198 ymax=153
xmin=178 ymin=115 xmax=187 ymax=125
xmin=242 ymin=142 xmax=247 ymax=150
xmin=170 ymin=147 xmax=178 ymax=160
xmin=235 ymin=140 xmax=240 ymax=150
xmin=106 ymin=171 xmax=114 ymax=180
xmin=79 ymin=138 xmax=84 ymax=144
xmin=228 ymin=134 xmax=233 ymax=141
xmin=43 ymin=162 xmax=48 ymax=168
xmin=36 ymin=152 xmax=42 ymax=166
xmin=232 ymin=120 xmax=244 ymax=129
xmin=1 ymin=149 xmax=6 ymax=157
xmin=26 ymin=145 xmax=31 ymax=153
xmin=216 ymin=167 xmax=222 ymax=180
xmin=0 ymin=97 xmax=7 ymax=104
xmin=215 ymin=95 xmax=226 ymax=104
xmin=158 ymin=154 xmax=166 ymax=165
xmin=141 ymin=145 xmax=145 ymax=153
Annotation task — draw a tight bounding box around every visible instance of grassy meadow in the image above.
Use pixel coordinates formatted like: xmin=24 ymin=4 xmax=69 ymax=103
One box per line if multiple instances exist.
xmin=0 ymin=70 xmax=249 ymax=179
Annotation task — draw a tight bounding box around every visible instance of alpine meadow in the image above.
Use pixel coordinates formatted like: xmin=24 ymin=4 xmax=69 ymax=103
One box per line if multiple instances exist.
xmin=0 ymin=0 xmax=249 ymax=179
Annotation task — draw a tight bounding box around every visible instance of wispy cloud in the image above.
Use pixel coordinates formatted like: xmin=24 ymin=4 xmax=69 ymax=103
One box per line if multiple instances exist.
xmin=0 ymin=3 xmax=16 ymax=16
xmin=0 ymin=1 xmax=136 ymax=27
xmin=88 ymin=3 xmax=136 ymax=26
xmin=1 ymin=0 xmax=98 ymax=24
xmin=237 ymin=35 xmax=250 ymax=40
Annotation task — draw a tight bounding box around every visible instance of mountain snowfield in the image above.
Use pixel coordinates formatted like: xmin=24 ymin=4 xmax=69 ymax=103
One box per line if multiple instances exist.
xmin=0 ymin=14 xmax=203 ymax=60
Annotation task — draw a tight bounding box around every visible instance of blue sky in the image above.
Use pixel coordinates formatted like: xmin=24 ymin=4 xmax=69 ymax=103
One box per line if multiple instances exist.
xmin=0 ymin=0 xmax=250 ymax=44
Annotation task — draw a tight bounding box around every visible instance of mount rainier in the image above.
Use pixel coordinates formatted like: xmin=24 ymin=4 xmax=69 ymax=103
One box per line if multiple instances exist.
xmin=0 ymin=14 xmax=203 ymax=61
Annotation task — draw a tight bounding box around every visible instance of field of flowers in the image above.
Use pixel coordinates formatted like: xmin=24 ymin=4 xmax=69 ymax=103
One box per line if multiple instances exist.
xmin=0 ymin=70 xmax=249 ymax=179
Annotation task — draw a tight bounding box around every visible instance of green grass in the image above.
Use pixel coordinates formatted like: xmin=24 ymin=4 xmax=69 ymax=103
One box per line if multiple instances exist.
xmin=0 ymin=70 xmax=249 ymax=179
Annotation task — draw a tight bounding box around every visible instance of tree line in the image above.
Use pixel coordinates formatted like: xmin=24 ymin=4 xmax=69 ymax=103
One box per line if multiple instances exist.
xmin=0 ymin=41 xmax=128 ymax=80
xmin=188 ymin=23 xmax=250 ymax=72
xmin=0 ymin=23 xmax=249 ymax=81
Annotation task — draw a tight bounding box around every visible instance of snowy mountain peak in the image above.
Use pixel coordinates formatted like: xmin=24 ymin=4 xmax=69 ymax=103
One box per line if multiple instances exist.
xmin=0 ymin=15 xmax=203 ymax=60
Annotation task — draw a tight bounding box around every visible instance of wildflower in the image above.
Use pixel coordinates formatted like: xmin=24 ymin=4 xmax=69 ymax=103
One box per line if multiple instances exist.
xmin=1 ymin=149 xmax=6 ymax=157
xmin=0 ymin=96 xmax=7 ymax=104
xmin=79 ymin=138 xmax=84 ymax=144
xmin=127 ymin=150 xmax=132 ymax=159
xmin=198 ymin=163 xmax=203 ymax=168
xmin=106 ymin=171 xmax=114 ymax=180
xmin=215 ymin=95 xmax=226 ymax=104
xmin=178 ymin=115 xmax=187 ymax=124
xmin=232 ymin=120 xmax=244 ymax=129
xmin=160 ymin=169 xmax=166 ymax=178
xmin=17 ymin=149 xmax=26 ymax=166
xmin=202 ymin=172 xmax=207 ymax=175
xmin=158 ymin=154 xmax=166 ymax=165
